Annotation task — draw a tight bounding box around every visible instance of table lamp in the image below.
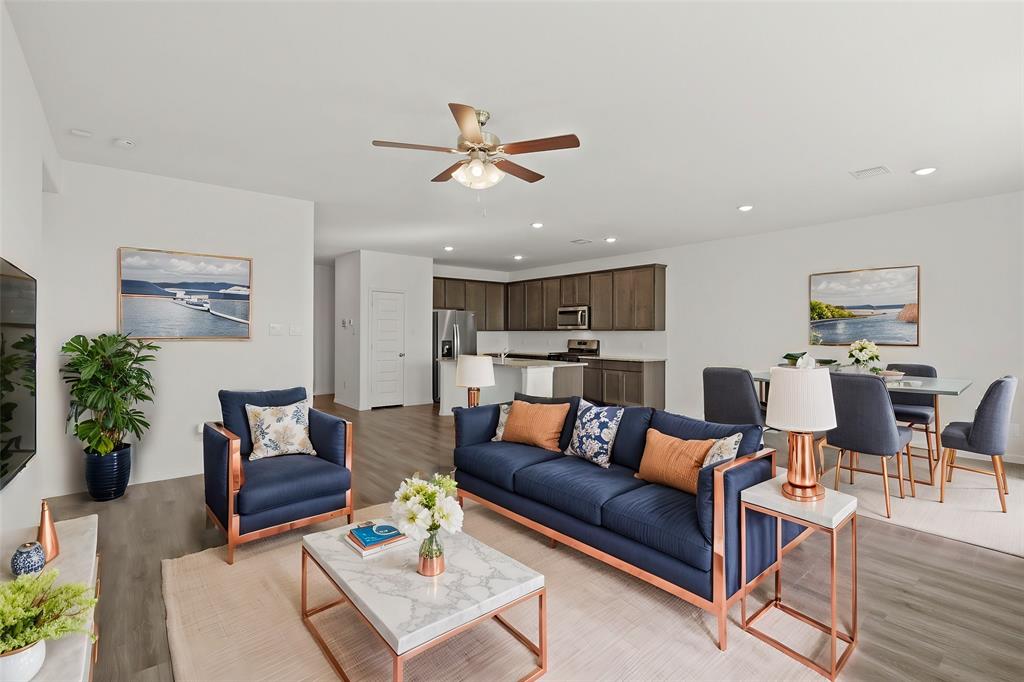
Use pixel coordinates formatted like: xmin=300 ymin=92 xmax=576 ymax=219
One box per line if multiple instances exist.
xmin=765 ymin=366 xmax=837 ymax=502
xmin=455 ymin=355 xmax=495 ymax=408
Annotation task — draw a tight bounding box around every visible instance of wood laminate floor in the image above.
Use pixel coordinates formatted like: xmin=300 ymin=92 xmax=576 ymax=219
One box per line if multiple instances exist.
xmin=48 ymin=400 xmax=1023 ymax=681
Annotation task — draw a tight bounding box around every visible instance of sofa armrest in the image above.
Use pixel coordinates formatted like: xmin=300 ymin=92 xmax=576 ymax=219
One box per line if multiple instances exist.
xmin=203 ymin=422 xmax=243 ymax=526
xmin=309 ymin=409 xmax=351 ymax=469
xmin=453 ymin=404 xmax=500 ymax=447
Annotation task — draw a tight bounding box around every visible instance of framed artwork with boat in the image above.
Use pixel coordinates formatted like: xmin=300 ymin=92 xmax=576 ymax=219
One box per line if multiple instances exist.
xmin=117 ymin=247 xmax=252 ymax=340
xmin=809 ymin=265 xmax=919 ymax=346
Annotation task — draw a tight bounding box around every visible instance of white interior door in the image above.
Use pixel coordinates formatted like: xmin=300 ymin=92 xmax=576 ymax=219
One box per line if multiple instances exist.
xmin=369 ymin=290 xmax=405 ymax=407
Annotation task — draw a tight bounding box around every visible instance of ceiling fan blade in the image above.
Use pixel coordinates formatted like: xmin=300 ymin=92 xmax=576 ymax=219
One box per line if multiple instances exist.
xmin=431 ymin=161 xmax=465 ymax=182
xmin=448 ymin=103 xmax=483 ymax=144
xmin=372 ymin=140 xmax=458 ymax=153
xmin=501 ymin=134 xmax=581 ymax=155
xmin=495 ymin=159 xmax=544 ymax=183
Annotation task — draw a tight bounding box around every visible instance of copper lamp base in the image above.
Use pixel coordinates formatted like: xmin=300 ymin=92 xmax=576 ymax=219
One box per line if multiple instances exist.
xmin=467 ymin=387 xmax=481 ymax=408
xmin=782 ymin=431 xmax=825 ymax=502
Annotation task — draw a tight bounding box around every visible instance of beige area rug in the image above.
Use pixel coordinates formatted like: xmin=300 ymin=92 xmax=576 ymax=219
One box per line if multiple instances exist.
xmin=822 ymin=457 xmax=1023 ymax=556
xmin=164 ymin=502 xmax=840 ymax=681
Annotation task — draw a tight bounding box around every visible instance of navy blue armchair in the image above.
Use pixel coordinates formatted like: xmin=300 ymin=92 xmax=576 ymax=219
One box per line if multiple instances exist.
xmin=203 ymin=387 xmax=353 ymax=563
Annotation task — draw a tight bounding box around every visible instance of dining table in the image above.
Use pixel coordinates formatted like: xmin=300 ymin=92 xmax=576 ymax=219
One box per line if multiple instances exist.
xmin=750 ymin=368 xmax=973 ymax=482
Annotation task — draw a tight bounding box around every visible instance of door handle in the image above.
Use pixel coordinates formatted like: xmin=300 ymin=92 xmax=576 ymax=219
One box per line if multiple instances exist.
xmin=398 ymin=353 xmax=406 ymax=357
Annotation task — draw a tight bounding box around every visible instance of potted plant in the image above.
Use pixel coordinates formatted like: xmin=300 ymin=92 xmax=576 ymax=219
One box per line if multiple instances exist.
xmin=60 ymin=333 xmax=159 ymax=501
xmin=0 ymin=570 xmax=97 ymax=682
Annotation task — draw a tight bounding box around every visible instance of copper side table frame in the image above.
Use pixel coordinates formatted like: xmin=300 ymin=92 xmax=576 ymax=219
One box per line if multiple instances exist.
xmin=740 ymin=503 xmax=857 ymax=681
xmin=301 ymin=547 xmax=547 ymax=682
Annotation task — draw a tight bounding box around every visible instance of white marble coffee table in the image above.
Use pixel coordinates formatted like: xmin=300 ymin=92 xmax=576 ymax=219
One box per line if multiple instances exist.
xmin=301 ymin=522 xmax=546 ymax=681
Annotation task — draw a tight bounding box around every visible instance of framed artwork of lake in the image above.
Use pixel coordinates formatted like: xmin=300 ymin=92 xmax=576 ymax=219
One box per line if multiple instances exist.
xmin=118 ymin=247 xmax=252 ymax=340
xmin=809 ymin=265 xmax=919 ymax=346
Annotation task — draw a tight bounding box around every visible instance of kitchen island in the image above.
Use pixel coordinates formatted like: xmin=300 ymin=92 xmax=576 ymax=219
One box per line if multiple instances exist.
xmin=438 ymin=357 xmax=585 ymax=416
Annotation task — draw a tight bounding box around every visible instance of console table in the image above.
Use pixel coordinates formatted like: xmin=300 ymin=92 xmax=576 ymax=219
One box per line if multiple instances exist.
xmin=1 ymin=515 xmax=99 ymax=681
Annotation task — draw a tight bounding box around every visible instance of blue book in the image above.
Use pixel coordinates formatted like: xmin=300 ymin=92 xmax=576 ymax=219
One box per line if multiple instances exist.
xmin=349 ymin=524 xmax=404 ymax=548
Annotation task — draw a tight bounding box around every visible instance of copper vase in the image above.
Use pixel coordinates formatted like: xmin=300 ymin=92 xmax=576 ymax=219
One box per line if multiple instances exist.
xmin=37 ymin=500 xmax=60 ymax=562
xmin=417 ymin=530 xmax=445 ymax=577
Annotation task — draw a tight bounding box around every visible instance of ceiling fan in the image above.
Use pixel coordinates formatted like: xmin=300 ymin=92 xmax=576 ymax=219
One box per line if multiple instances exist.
xmin=372 ymin=103 xmax=580 ymax=189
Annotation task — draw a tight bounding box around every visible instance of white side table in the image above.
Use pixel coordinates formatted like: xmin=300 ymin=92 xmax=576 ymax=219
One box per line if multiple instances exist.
xmin=740 ymin=474 xmax=857 ymax=680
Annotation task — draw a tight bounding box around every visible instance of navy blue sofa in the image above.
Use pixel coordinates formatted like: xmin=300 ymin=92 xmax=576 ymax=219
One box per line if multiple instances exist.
xmin=203 ymin=387 xmax=353 ymax=564
xmin=453 ymin=401 xmax=805 ymax=650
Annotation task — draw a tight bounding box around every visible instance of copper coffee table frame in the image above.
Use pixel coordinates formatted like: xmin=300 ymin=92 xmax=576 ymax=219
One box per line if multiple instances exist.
xmin=740 ymin=504 xmax=857 ymax=681
xmin=301 ymin=548 xmax=547 ymax=682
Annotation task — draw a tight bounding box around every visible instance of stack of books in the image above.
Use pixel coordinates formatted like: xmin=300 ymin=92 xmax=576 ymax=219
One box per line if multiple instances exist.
xmin=345 ymin=522 xmax=410 ymax=557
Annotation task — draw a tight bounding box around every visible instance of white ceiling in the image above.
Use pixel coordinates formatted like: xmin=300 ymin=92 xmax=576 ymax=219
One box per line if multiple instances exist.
xmin=8 ymin=1 xmax=1023 ymax=270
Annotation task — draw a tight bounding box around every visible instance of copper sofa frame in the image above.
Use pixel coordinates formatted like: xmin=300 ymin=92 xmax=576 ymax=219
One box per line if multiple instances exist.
xmin=458 ymin=447 xmax=813 ymax=651
xmin=204 ymin=420 xmax=354 ymax=564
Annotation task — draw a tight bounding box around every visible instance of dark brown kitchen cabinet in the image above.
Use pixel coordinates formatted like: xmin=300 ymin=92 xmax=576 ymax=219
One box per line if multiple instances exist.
xmin=583 ymin=362 xmax=604 ymax=404
xmin=524 ymin=281 xmax=543 ymax=330
xmin=542 ymin=278 xmax=560 ymax=330
xmin=444 ymin=279 xmax=466 ymax=310
xmin=559 ymin=274 xmax=590 ymax=306
xmin=589 ymin=272 xmax=614 ymax=330
xmin=465 ymin=280 xmax=486 ymax=327
xmin=507 ymin=282 xmax=525 ymax=330
xmin=613 ymin=265 xmax=665 ymax=330
xmin=432 ymin=278 xmax=445 ymax=309
xmin=485 ymin=282 xmax=506 ymax=331
xmin=598 ymin=360 xmax=665 ymax=409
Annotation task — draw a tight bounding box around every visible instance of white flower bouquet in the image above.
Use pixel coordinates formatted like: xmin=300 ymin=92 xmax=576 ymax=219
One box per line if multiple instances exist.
xmin=392 ymin=473 xmax=463 ymax=575
xmin=847 ymin=339 xmax=880 ymax=368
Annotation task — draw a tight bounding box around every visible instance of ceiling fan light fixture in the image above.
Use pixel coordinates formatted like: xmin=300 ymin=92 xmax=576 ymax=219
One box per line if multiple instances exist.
xmin=451 ymin=158 xmax=505 ymax=189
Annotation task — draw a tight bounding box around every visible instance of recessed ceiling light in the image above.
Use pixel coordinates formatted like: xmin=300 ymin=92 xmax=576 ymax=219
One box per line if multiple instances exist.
xmin=604 ymin=237 xmax=617 ymax=243
xmin=531 ymin=222 xmax=543 ymax=229
xmin=912 ymin=167 xmax=937 ymax=176
xmin=113 ymin=137 xmax=136 ymax=149
xmin=443 ymin=246 xmax=454 ymax=252
xmin=737 ymin=205 xmax=754 ymax=212
xmin=69 ymin=128 xmax=93 ymax=138
xmin=513 ymin=255 xmax=524 ymax=261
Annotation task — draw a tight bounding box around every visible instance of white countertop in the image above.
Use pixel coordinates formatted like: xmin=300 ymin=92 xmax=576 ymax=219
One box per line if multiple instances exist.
xmin=488 ymin=351 xmax=666 ymax=362
xmin=741 ymin=473 xmax=857 ymax=529
xmin=440 ymin=357 xmax=585 ymax=368
xmin=303 ymin=521 xmax=544 ymax=654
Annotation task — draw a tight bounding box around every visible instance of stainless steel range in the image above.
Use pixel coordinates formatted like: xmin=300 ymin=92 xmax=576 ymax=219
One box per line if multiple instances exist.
xmin=547 ymin=338 xmax=600 ymax=363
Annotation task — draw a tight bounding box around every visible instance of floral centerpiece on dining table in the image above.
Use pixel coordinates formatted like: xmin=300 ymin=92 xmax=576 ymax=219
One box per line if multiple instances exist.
xmin=392 ymin=473 xmax=463 ymax=576
xmin=847 ymin=339 xmax=881 ymax=372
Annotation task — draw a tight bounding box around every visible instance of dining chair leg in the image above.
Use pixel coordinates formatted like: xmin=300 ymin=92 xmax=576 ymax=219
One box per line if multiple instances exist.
xmin=993 ymin=456 xmax=1008 ymax=513
xmin=1000 ymin=455 xmax=1010 ymax=496
xmin=925 ymin=425 xmax=936 ymax=485
xmin=834 ymin=450 xmax=844 ymax=490
xmin=850 ymin=453 xmax=856 ymax=484
xmin=939 ymin=448 xmax=952 ymax=503
xmin=880 ymin=456 xmax=892 ymax=518
xmin=946 ymin=451 xmax=957 ymax=483
xmin=895 ymin=452 xmax=905 ymax=499
xmin=905 ymin=444 xmax=917 ymax=497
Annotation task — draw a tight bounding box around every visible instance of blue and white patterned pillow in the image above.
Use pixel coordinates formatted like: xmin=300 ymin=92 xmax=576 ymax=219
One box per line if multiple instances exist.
xmin=245 ymin=399 xmax=317 ymax=460
xmin=565 ymin=400 xmax=624 ymax=468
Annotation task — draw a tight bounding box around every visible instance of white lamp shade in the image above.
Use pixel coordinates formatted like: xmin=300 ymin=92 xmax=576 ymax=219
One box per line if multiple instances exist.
xmin=455 ymin=354 xmax=495 ymax=388
xmin=765 ymin=367 xmax=837 ymax=433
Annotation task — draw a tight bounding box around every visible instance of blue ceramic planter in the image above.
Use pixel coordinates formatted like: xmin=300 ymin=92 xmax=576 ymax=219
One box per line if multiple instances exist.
xmin=10 ymin=541 xmax=45 ymax=576
xmin=84 ymin=444 xmax=131 ymax=501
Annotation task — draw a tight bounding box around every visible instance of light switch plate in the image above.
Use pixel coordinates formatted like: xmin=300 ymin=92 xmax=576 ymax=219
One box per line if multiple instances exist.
xmin=269 ymin=323 xmax=284 ymax=336
xmin=289 ymin=325 xmax=303 ymax=336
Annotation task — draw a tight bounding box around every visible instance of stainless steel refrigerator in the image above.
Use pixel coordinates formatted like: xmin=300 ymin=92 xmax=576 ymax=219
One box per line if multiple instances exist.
xmin=433 ymin=309 xmax=478 ymax=402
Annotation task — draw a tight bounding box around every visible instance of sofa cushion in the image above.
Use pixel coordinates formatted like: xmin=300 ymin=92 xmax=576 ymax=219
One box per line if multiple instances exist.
xmin=514 ymin=393 xmax=580 ymax=452
xmin=602 ymin=484 xmax=712 ymax=571
xmin=238 ymin=454 xmax=350 ymax=515
xmin=501 ymin=400 xmax=571 ymax=452
xmin=454 ymin=441 xmax=562 ymax=492
xmin=514 ymin=457 xmax=647 ymax=525
xmin=611 ymin=407 xmax=655 ymax=470
xmin=220 ymin=387 xmax=308 ymax=456
xmin=650 ymin=410 xmax=762 ymax=457
xmin=636 ymin=429 xmax=715 ymax=494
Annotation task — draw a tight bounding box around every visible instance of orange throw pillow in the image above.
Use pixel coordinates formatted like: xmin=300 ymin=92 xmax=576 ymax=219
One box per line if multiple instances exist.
xmin=636 ymin=429 xmax=715 ymax=494
xmin=501 ymin=400 xmax=570 ymax=452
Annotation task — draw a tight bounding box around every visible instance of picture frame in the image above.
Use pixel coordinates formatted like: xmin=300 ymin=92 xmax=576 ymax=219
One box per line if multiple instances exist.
xmin=808 ymin=265 xmax=920 ymax=346
xmin=117 ymin=247 xmax=252 ymax=340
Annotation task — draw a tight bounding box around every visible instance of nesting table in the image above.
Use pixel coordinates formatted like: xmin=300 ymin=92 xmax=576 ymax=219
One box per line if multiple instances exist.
xmin=740 ymin=475 xmax=858 ymax=680
xmin=301 ymin=523 xmax=546 ymax=681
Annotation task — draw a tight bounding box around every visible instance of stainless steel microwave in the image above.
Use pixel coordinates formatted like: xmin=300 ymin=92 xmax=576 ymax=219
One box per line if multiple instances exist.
xmin=557 ymin=305 xmax=590 ymax=330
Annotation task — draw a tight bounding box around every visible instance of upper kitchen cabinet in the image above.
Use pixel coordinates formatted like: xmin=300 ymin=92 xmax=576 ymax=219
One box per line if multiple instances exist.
xmin=444 ymin=279 xmax=466 ymax=310
xmin=433 ymin=277 xmax=507 ymax=330
xmin=507 ymin=281 xmax=525 ymax=330
xmin=464 ymin=280 xmax=487 ymax=327
xmin=589 ymin=272 xmax=614 ymax=330
xmin=559 ymin=274 xmax=590 ymax=306
xmin=612 ymin=265 xmax=666 ymax=330
xmin=433 ymin=278 xmax=446 ymax=309
xmin=484 ymin=282 xmax=506 ymax=331
xmin=524 ymin=280 xmax=544 ymax=330
xmin=542 ymin=278 xmax=560 ymax=330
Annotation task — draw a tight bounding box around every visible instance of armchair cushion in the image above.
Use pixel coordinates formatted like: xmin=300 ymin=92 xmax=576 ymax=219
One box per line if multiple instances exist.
xmin=219 ymin=387 xmax=307 ymax=456
xmin=237 ymin=455 xmax=351 ymax=515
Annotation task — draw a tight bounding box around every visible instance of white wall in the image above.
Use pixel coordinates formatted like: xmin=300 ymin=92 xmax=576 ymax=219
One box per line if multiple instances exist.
xmin=0 ymin=3 xmax=61 ymax=528
xmin=508 ymin=192 xmax=1024 ymax=457
xmin=433 ymin=264 xmax=509 ymax=282
xmin=333 ymin=251 xmax=360 ymax=408
xmin=313 ymin=263 xmax=335 ymax=395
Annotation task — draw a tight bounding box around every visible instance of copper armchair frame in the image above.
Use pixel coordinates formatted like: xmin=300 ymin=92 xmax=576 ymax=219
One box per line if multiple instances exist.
xmin=204 ymin=420 xmax=354 ymax=564
xmin=458 ymin=447 xmax=813 ymax=650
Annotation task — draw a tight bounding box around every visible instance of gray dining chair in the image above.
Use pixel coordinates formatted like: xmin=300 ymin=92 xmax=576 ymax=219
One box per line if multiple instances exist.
xmin=940 ymin=376 xmax=1018 ymax=512
xmin=887 ymin=363 xmax=939 ymax=485
xmin=827 ymin=373 xmax=915 ymax=517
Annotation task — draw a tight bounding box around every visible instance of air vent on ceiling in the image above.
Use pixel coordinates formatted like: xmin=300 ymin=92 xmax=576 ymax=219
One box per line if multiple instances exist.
xmin=849 ymin=165 xmax=891 ymax=180
xmin=570 ymin=238 xmax=593 ymax=245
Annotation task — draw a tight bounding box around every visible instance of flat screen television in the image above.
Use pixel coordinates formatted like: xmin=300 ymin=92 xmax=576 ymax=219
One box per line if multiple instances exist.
xmin=1 ymin=257 xmax=36 ymax=490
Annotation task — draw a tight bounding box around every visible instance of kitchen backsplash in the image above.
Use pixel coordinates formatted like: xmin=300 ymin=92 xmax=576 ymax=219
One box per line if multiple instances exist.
xmin=476 ymin=330 xmax=669 ymax=358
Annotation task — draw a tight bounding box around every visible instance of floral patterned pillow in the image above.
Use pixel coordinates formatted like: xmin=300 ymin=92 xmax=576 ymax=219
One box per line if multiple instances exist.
xmin=245 ymin=399 xmax=317 ymax=460
xmin=565 ymin=400 xmax=625 ymax=468
xmin=491 ymin=402 xmax=513 ymax=442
